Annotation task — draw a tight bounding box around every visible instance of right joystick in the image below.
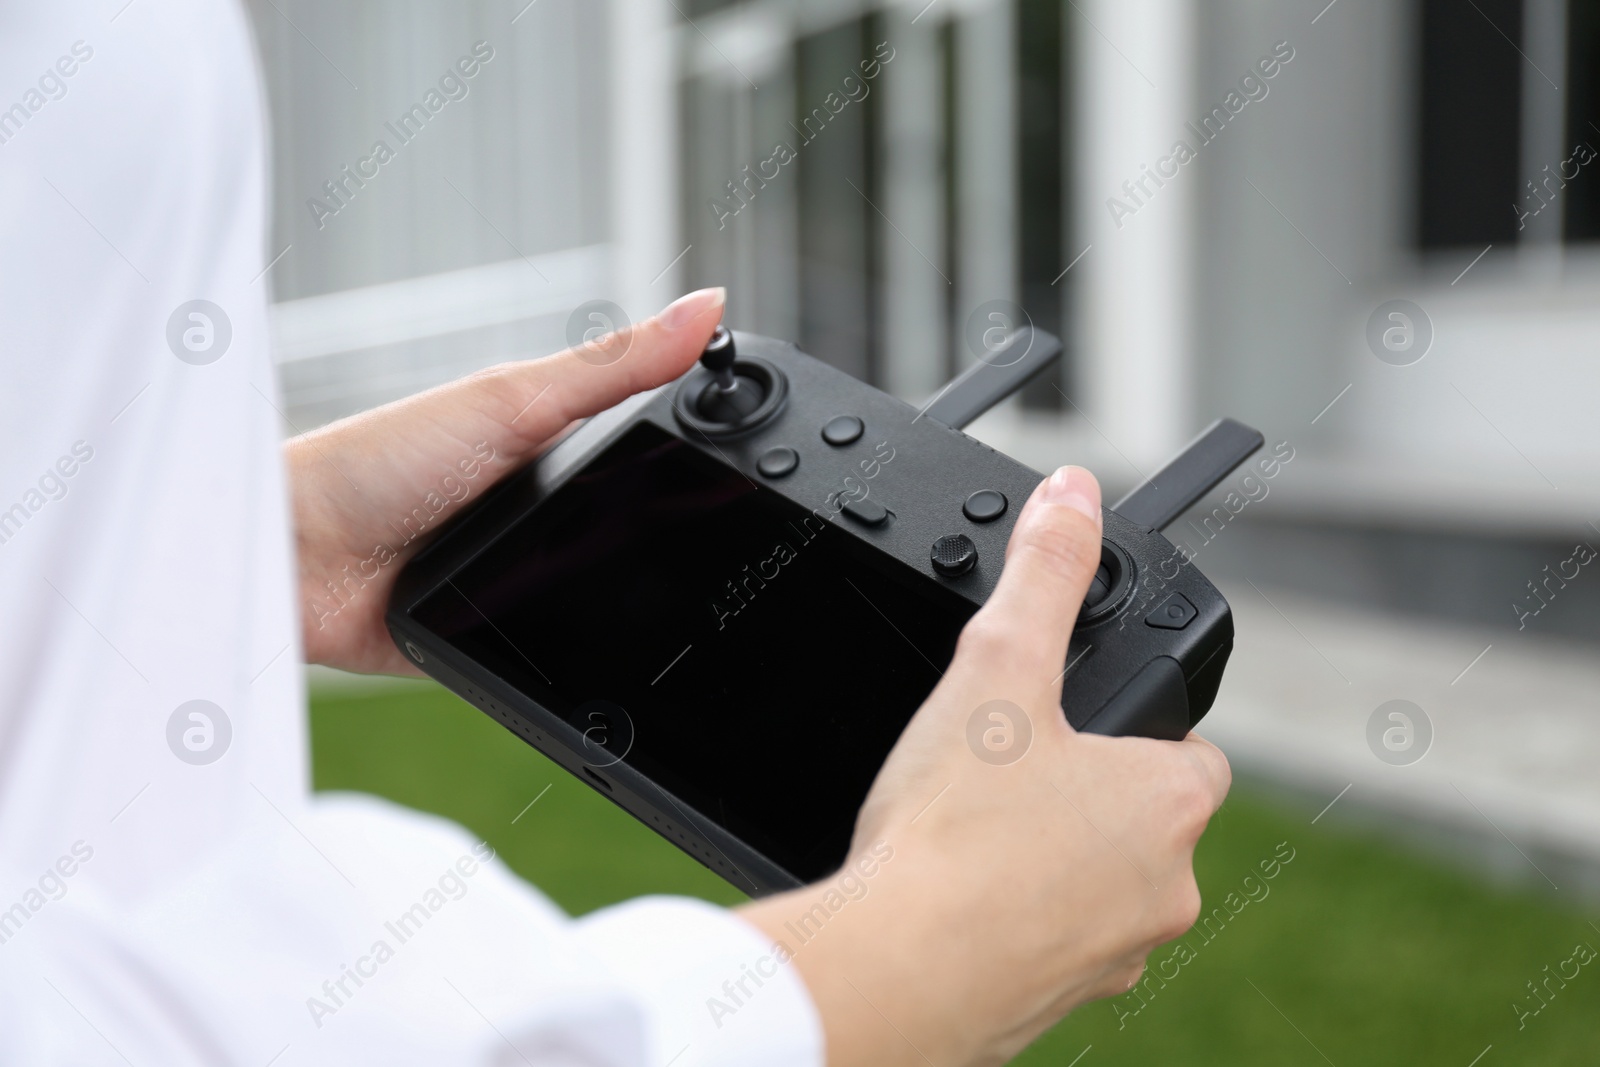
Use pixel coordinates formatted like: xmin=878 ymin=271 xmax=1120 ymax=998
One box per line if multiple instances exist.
xmin=1079 ymin=540 xmax=1134 ymax=622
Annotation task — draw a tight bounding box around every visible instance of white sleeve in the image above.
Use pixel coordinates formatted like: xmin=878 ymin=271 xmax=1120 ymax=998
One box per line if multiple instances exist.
xmin=565 ymin=897 xmax=824 ymax=1067
xmin=0 ymin=795 xmax=824 ymax=1067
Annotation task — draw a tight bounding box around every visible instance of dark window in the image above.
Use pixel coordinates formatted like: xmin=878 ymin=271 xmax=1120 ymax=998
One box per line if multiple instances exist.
xmin=795 ymin=16 xmax=884 ymax=383
xmin=1416 ymin=0 xmax=1524 ymax=248
xmin=1016 ymin=0 xmax=1068 ymax=407
xmin=1565 ymin=1 xmax=1600 ymax=240
xmin=676 ymin=4 xmax=1077 ymax=397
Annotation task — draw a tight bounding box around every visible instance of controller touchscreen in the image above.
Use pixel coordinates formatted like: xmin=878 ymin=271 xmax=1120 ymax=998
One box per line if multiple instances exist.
xmin=411 ymin=421 xmax=975 ymax=882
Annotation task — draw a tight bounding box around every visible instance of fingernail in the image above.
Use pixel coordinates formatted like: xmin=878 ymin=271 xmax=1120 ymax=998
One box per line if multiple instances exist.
xmin=660 ymin=287 xmax=726 ymax=331
xmin=1041 ymin=465 xmax=1101 ymax=525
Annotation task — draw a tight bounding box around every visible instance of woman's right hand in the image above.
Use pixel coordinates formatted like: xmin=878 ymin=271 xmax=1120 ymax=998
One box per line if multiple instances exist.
xmin=739 ymin=464 xmax=1231 ymax=1067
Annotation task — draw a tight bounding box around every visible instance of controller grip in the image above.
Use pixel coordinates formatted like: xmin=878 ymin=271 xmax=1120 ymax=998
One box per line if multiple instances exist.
xmin=1077 ymin=656 xmax=1190 ymax=741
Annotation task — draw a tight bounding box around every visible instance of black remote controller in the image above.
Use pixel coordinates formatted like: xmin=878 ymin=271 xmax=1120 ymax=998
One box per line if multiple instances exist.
xmin=386 ymin=325 xmax=1262 ymax=895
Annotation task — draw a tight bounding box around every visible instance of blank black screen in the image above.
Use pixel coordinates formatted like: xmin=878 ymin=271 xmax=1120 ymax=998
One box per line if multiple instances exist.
xmin=411 ymin=423 xmax=974 ymax=882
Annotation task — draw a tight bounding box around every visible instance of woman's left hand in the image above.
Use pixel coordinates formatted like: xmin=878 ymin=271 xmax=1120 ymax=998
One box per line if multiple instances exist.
xmin=287 ymin=287 xmax=726 ymax=675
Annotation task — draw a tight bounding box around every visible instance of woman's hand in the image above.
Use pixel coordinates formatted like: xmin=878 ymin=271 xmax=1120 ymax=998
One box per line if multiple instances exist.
xmin=288 ymin=287 xmax=727 ymax=676
xmin=739 ymin=465 xmax=1231 ymax=1067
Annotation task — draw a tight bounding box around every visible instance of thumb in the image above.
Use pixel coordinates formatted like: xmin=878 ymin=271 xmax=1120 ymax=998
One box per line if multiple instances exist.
xmin=468 ymin=286 xmax=727 ymax=460
xmin=956 ymin=466 xmax=1104 ymax=692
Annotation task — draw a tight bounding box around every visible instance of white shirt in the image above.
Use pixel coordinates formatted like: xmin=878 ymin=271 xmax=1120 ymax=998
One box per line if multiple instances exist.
xmin=0 ymin=3 xmax=822 ymax=1064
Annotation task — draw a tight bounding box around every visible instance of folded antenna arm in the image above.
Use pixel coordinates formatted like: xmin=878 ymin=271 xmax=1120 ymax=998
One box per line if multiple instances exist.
xmin=1111 ymin=418 xmax=1265 ymax=532
xmin=922 ymin=328 xmax=1063 ymax=431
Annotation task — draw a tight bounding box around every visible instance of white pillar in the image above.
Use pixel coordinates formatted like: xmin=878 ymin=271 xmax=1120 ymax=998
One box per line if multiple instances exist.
xmin=1074 ymin=0 xmax=1195 ymax=465
xmin=880 ymin=5 xmax=948 ymax=400
xmin=956 ymin=0 xmax=1018 ymax=365
xmin=610 ymin=0 xmax=681 ymax=319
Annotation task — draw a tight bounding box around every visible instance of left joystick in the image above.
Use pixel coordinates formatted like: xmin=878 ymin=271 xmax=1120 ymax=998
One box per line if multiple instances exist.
xmin=696 ymin=326 xmax=764 ymax=422
xmin=700 ymin=325 xmax=738 ymax=392
xmin=673 ymin=322 xmax=788 ymax=437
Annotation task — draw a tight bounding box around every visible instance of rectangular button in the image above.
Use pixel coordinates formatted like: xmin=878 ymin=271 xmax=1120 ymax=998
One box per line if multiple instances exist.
xmin=841 ymin=497 xmax=889 ymax=527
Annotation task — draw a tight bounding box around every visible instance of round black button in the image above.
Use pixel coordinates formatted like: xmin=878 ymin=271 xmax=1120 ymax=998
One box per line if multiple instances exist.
xmin=821 ymin=415 xmax=864 ymax=446
xmin=963 ymin=490 xmax=1008 ymax=523
xmin=757 ymin=446 xmax=799 ymax=478
xmin=931 ymin=534 xmax=978 ymax=577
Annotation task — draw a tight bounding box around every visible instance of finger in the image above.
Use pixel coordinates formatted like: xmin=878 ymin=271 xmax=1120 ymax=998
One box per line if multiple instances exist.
xmin=953 ymin=465 xmax=1103 ymax=687
xmin=1179 ymin=731 xmax=1233 ymax=813
xmin=469 ymin=286 xmax=727 ymax=458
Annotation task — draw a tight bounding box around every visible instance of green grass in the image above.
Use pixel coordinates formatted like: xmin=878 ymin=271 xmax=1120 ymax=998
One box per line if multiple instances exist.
xmin=312 ymin=683 xmax=1600 ymax=1065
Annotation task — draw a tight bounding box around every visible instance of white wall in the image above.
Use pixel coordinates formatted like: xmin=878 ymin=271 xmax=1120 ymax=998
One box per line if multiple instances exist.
xmin=1190 ymin=0 xmax=1600 ymax=533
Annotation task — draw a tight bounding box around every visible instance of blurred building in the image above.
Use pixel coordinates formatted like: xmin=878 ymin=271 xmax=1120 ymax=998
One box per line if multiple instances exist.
xmin=253 ymin=0 xmax=1600 ymax=892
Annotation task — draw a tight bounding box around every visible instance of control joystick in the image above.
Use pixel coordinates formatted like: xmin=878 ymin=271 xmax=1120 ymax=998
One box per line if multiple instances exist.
xmin=699 ymin=326 xmax=737 ymax=388
xmin=696 ymin=326 xmax=765 ymax=422
xmin=673 ymin=325 xmax=788 ymax=438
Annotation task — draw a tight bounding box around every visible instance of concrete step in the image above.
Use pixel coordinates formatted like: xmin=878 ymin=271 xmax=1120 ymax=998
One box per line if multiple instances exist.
xmin=1205 ymin=580 xmax=1600 ymax=898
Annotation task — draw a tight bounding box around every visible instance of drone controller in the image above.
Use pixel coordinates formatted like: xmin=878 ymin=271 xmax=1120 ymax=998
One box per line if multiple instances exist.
xmin=386 ymin=324 xmax=1262 ymax=895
